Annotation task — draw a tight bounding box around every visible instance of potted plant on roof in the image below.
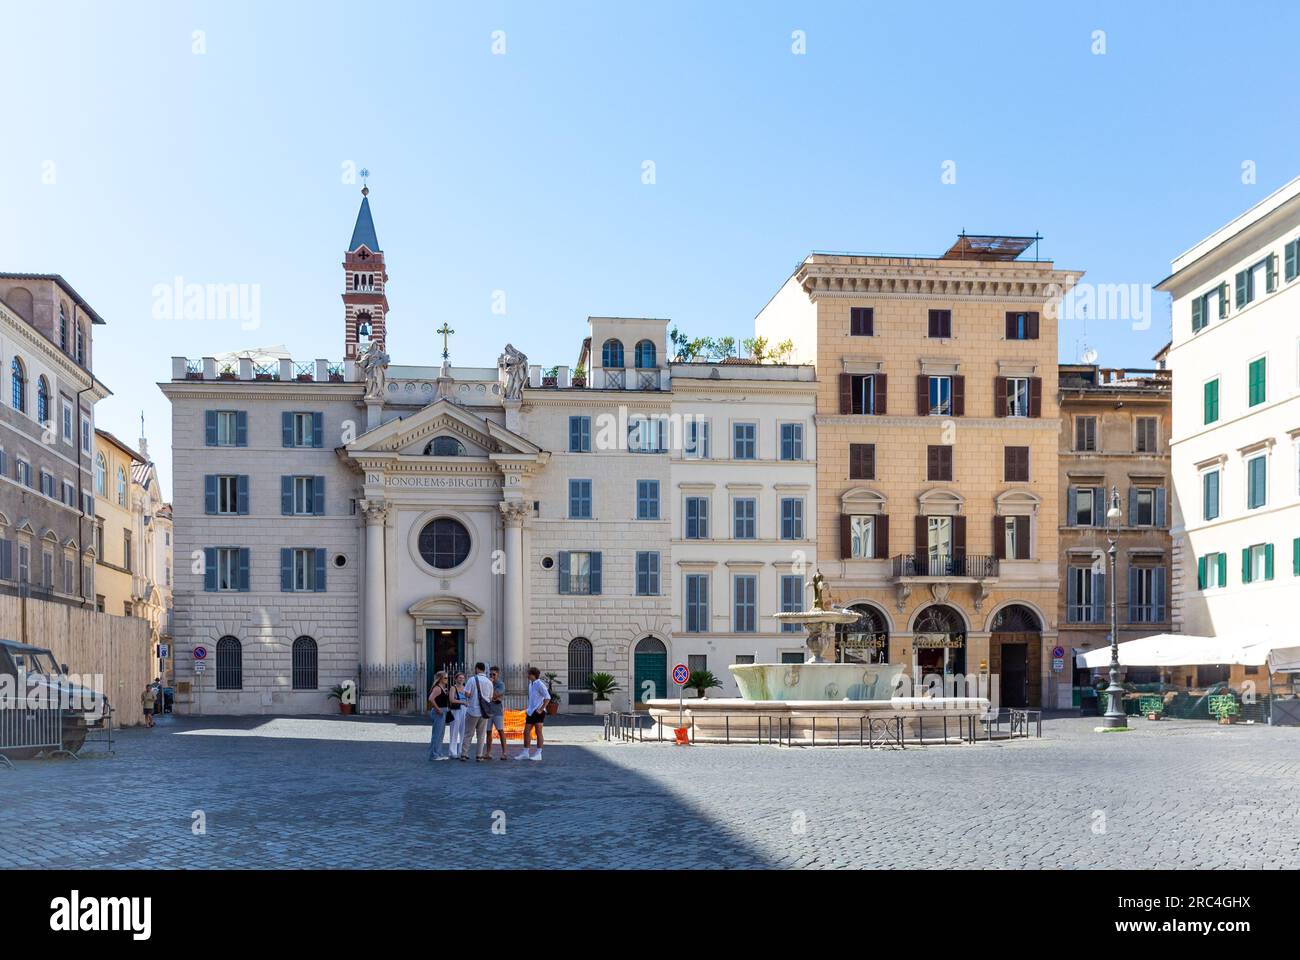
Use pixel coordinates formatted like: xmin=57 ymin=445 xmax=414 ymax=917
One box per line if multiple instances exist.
xmin=217 ymin=363 xmax=237 ymax=381
xmin=588 ymin=673 xmax=619 ymax=716
xmin=686 ymin=670 xmax=723 ymax=699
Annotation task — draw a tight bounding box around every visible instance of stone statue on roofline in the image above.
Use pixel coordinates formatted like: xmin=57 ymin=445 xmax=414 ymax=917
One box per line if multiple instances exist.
xmin=498 ymin=343 xmax=528 ymax=400
xmin=359 ymin=339 xmax=390 ymax=400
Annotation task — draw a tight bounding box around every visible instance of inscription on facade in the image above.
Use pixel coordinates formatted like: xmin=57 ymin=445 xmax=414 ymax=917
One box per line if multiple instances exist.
xmin=384 ymin=475 xmax=504 ymax=489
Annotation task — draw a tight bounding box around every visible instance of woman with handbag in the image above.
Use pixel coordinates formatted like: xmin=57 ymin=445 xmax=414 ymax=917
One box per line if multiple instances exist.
xmin=447 ymin=672 xmax=467 ymax=759
xmin=427 ymin=671 xmax=450 ymax=761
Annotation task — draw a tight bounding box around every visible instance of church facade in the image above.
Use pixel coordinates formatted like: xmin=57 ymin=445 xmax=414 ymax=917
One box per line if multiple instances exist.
xmin=162 ymin=190 xmax=817 ymax=714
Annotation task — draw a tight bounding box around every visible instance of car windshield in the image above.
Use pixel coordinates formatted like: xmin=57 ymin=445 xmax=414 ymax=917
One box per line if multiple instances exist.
xmin=8 ymin=649 xmax=59 ymax=675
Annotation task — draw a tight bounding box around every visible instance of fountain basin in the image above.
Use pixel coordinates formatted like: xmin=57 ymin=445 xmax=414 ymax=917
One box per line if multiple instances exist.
xmin=729 ymin=661 xmax=906 ymax=701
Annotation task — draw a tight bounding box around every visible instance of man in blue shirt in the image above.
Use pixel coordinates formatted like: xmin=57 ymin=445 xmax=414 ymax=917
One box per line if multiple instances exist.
xmin=485 ymin=665 xmax=509 ymax=760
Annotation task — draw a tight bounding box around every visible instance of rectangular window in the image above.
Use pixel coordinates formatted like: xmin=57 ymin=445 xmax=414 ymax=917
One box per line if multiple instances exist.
xmin=209 ymin=410 xmax=246 ymax=447
xmin=41 ymin=551 xmax=53 ymax=588
xmin=1203 ymin=469 xmax=1220 ymax=521
xmin=780 ymin=575 xmax=803 ymax=632
xmin=1197 ymin=552 xmax=1228 ymax=591
xmin=1006 ymin=378 xmax=1029 ymax=417
xmin=687 ymin=654 xmax=708 ymax=674
xmin=627 ymin=416 xmax=665 ymax=453
xmin=1004 ymin=446 xmax=1029 ymax=482
xmin=17 ymin=460 xmax=30 ymax=487
xmin=1005 ymin=311 xmax=1039 ymax=340
xmin=1286 ymin=239 xmax=1300 ymax=283
xmin=283 ymin=412 xmax=322 ymax=448
xmin=927 ymin=516 xmax=953 ymax=565
xmin=1075 ymin=416 xmax=1097 ymax=452
xmin=18 ymin=545 xmax=29 ymax=583
xmin=287 ymin=548 xmax=322 ymax=592
xmin=850 ymin=306 xmax=873 ymax=336
xmin=1128 ymin=566 xmax=1166 ymax=623
xmin=1067 ymin=566 xmax=1104 ymax=623
xmin=733 ymin=423 xmax=757 ymax=460
xmin=1242 ymin=543 xmax=1273 ymax=584
xmin=217 ymin=475 xmax=241 ymax=515
xmin=1191 ymin=287 xmax=1222 ymax=332
xmin=779 ymin=423 xmax=803 ymax=461
xmin=849 ymin=443 xmax=875 ymax=480
xmin=282 ymin=475 xmax=323 ymax=516
xmin=636 ymin=480 xmax=660 ymax=520
xmin=61 ymin=401 xmax=73 ymax=444
xmin=62 ymin=556 xmax=73 ymax=594
xmin=780 ymin=498 xmax=804 ymax=540
xmin=1073 ymin=487 xmax=1095 ymax=527
xmin=62 ymin=481 xmax=75 ymax=507
xmin=684 ymin=497 xmax=709 ymax=539
xmin=568 ymin=416 xmax=591 ymax=453
xmin=1247 ymin=454 xmax=1267 ymax=509
xmin=1203 ymin=378 xmax=1220 ymax=425
xmin=1134 ymin=417 xmax=1158 ymax=453
xmin=927 ymin=309 xmax=952 ymax=339
xmin=81 ymin=416 xmax=91 ymax=455
xmin=733 ymin=575 xmax=757 ymax=633
xmin=123 ymin=532 xmax=132 ymax=572
xmin=733 ymin=497 xmax=756 ymax=539
xmin=1248 ymin=356 xmax=1267 ymax=407
xmin=635 ymin=551 xmax=660 ymax=596
xmin=928 ymin=376 xmax=952 ymax=416
xmin=1001 ymin=516 xmax=1032 ymax=561
xmin=558 ymin=550 xmax=600 ymax=595
xmin=849 ymin=374 xmax=878 ymax=415
xmin=685 ymin=574 xmax=710 ymax=632
xmin=926 ymin=444 xmax=953 ymax=482
xmin=568 ymin=479 xmax=592 ymax=519
xmin=211 ymin=547 xmax=245 ymax=592
xmin=850 ymin=515 xmax=874 ymax=559
xmin=684 ymin=419 xmax=710 ymax=459
xmin=1133 ymin=488 xmax=1155 ymax=526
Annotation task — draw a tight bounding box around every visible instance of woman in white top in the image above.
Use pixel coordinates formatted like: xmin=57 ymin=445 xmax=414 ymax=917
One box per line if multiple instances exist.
xmin=447 ymin=673 xmax=467 ymax=759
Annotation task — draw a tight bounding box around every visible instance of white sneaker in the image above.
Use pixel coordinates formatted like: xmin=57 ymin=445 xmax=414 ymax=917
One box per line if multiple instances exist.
xmin=513 ymin=752 xmax=530 ymax=761
xmin=528 ymin=752 xmax=543 ymax=761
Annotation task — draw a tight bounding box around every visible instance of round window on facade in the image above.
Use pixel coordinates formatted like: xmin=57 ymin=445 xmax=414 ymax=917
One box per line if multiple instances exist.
xmin=417 ymin=517 xmax=471 ymax=570
xmin=333 ymin=554 xmax=348 ymax=568
xmin=541 ymin=556 xmax=555 ymax=570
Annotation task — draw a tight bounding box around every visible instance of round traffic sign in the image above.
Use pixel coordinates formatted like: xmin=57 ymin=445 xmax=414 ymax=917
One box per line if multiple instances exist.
xmin=672 ymin=663 xmax=690 ymax=686
xmin=1052 ymin=645 xmax=1065 ymax=660
xmin=193 ymin=645 xmax=208 ymax=661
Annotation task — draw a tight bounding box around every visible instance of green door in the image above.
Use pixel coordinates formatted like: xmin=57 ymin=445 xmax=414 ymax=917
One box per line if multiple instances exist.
xmin=633 ymin=637 xmax=668 ymax=707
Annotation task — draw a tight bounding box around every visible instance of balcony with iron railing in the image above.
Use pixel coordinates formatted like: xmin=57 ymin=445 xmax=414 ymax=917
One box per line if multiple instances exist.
xmin=171 ymin=357 xmax=351 ymax=383
xmin=890 ymin=554 xmax=999 ymax=580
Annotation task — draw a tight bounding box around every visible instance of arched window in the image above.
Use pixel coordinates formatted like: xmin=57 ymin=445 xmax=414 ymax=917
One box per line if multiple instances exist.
xmin=36 ymin=377 xmax=49 ymax=425
xmin=116 ymin=466 xmax=127 ymax=506
xmin=75 ymin=325 xmax=85 ymax=366
xmin=634 ymin=339 xmax=656 ymax=369
xmin=355 ymin=310 xmax=373 ymax=343
xmin=95 ymin=452 xmax=107 ymax=496
xmin=912 ymin=604 xmax=967 ymax=677
xmin=836 ymin=603 xmax=890 ymax=665
xmin=424 ymin=436 xmax=465 ymax=457
xmin=59 ymin=304 xmax=68 ymax=352
xmin=10 ymin=357 xmax=25 ymax=412
xmin=990 ymin=604 xmax=1042 ymax=633
xmin=417 ymin=517 xmax=471 ymax=570
xmin=215 ymin=636 xmax=243 ymax=690
xmin=567 ymin=637 xmax=593 ymax=692
xmin=291 ymin=636 xmax=319 ymax=690
xmin=601 ymin=338 xmax=625 ymax=369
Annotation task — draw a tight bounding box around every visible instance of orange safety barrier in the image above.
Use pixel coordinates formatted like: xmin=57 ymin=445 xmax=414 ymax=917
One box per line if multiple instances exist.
xmin=503 ymin=709 xmax=527 ymax=741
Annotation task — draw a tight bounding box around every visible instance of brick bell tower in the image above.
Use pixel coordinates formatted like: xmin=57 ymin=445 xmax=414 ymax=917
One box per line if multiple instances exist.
xmin=343 ymin=176 xmax=388 ymax=360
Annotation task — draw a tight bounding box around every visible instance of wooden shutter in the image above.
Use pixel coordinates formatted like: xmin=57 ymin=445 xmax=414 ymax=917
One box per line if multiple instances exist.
xmin=873 ymin=374 xmax=887 ymax=415
xmin=237 ymin=475 xmax=250 ymax=515
xmin=840 ymin=514 xmax=852 ymax=559
xmin=204 ymin=410 xmax=218 ymax=446
xmin=1191 ymin=296 xmax=1203 ymax=332
xmin=1286 ymin=241 xmax=1299 ymax=283
xmin=952 ymin=515 xmax=967 ymax=564
xmin=1155 ymin=487 xmax=1167 ymax=528
xmin=312 ymin=412 xmax=324 ymax=448
xmin=875 ymin=515 xmax=889 ymax=559
xmin=235 ymin=411 xmax=248 ymax=447
xmin=281 ymin=476 xmax=294 ymax=515
xmin=1218 ymin=282 xmax=1229 ymax=317
xmin=1028 ymin=377 xmax=1042 ymax=417
xmin=849 ymin=443 xmax=874 ymax=480
xmin=1267 ymin=254 xmax=1278 ymax=293
xmin=914 ymin=515 xmax=927 ymax=557
xmin=590 ymin=552 xmax=603 ymax=594
xmin=558 ymin=552 xmax=571 ymax=594
xmin=315 ymin=549 xmax=327 ymax=592
xmin=1264 ymin=543 xmax=1274 ymax=581
xmin=282 ymin=412 xmax=294 ymax=447
xmin=1004 ymin=312 xmax=1016 ymax=339
xmin=204 ymin=548 xmax=217 ymax=591
xmin=952 ymin=375 xmax=965 ymax=416
xmin=204 ymin=475 xmax=218 ymax=515
xmin=993 ymin=516 xmax=1006 ymax=560
xmin=994 ymin=377 xmax=1008 ymax=417
xmin=1066 ymin=488 xmax=1077 ymax=526
xmin=1197 ymin=555 xmax=1207 ymax=591
xmin=1025 ymin=312 xmax=1040 ymax=339
xmin=280 ymin=549 xmax=293 ymax=592
xmin=1242 ymin=547 xmax=1251 ymax=584
xmin=839 ymin=374 xmax=852 ymax=414
xmin=1015 ymin=515 xmax=1030 ymax=560
xmin=237 ymin=548 xmax=251 ymax=592
xmin=916 ymin=375 xmax=930 ymax=415
xmin=313 ymin=476 xmax=326 ymax=516
xmin=1235 ymin=270 xmax=1248 ymax=308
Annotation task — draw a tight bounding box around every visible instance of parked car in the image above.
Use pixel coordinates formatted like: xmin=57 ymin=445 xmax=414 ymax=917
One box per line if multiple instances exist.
xmin=0 ymin=639 xmax=109 ymax=755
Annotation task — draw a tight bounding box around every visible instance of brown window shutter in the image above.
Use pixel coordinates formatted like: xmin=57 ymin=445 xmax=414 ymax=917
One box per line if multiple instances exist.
xmin=952 ymin=515 xmax=967 ymax=561
xmin=875 ymin=514 xmax=889 ymax=559
xmin=865 ymin=444 xmax=875 ymax=478
xmin=926 ymin=445 xmax=939 ymax=480
xmin=849 ymin=443 xmax=875 ymax=480
xmin=1003 ymin=446 xmax=1013 ymax=481
xmin=916 ymin=375 xmax=930 ymax=415
xmin=1015 ymin=515 xmax=1031 ymax=559
xmin=873 ymin=373 xmax=887 ymax=415
xmin=940 ymin=446 xmax=953 ymax=481
xmin=914 ymin=515 xmax=927 ymax=557
xmin=1004 ymin=312 xmax=1016 ymax=339
xmin=1026 ymin=312 xmax=1040 ymax=340
xmin=1029 ymin=377 xmax=1043 ymax=417
xmin=993 ymin=516 xmax=1006 ymax=560
xmin=839 ymin=374 xmax=851 ymax=414
xmin=952 ymin=375 xmax=965 ymax=416
xmin=839 ymin=513 xmax=852 ymax=560
xmin=994 ymin=377 xmax=1008 ymax=417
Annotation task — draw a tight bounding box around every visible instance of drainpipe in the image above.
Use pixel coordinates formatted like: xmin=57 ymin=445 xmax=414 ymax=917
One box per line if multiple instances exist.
xmin=75 ymin=382 xmax=92 ymax=608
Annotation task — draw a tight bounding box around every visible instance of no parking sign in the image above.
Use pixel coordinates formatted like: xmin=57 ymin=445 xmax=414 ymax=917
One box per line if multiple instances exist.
xmin=672 ymin=663 xmax=690 ymax=686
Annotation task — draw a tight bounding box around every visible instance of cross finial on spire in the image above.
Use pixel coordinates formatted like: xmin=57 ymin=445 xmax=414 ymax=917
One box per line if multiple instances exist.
xmin=437 ymin=322 xmax=455 ymax=362
xmin=360 ymin=167 xmax=370 ymax=197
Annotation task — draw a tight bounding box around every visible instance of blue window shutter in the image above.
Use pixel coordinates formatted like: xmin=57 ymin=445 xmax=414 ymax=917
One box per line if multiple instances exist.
xmin=1067 ymin=569 xmax=1078 ymax=614
xmin=238 ymin=548 xmax=251 ymax=591
xmin=1066 ymin=488 xmax=1077 ymax=526
xmin=0 ymin=539 xmax=11 ymax=580
xmin=557 ymin=551 xmax=570 ymax=594
xmin=1127 ymin=566 xmax=1138 ymax=621
xmin=237 ymin=475 xmax=250 ymax=515
xmin=1155 ymin=488 xmax=1167 ymax=528
xmin=281 ymin=476 xmax=293 ymax=515
xmin=204 ymin=475 xmax=218 ymax=514
xmin=204 ymin=410 xmax=218 ymax=446
xmin=204 ymin=548 xmax=217 ymax=591
xmin=280 ymin=548 xmax=293 ymax=592
xmin=315 ymin=548 xmax=326 ymax=592
xmin=312 ymin=412 xmax=323 ymax=447
xmin=590 ymin=551 xmax=602 ymax=595
xmin=1264 ymin=543 xmax=1274 ymax=581
xmin=1235 ymin=270 xmax=1248 ymax=307
xmin=281 ymin=412 xmax=293 ymax=447
xmin=1127 ymin=486 xmax=1137 ymax=525
xmin=1154 ymin=568 xmax=1165 ymax=619
xmin=1197 ymin=556 xmax=1207 ymax=591
xmin=569 ymin=417 xmax=580 ymax=452
xmin=313 ymin=476 xmax=325 ymax=516
xmin=235 ymin=411 xmax=248 ymax=447
xmin=1091 ymin=571 xmax=1105 ymax=622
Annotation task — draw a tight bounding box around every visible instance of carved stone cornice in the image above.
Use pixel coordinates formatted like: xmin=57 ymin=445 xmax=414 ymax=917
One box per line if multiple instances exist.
xmin=796 ymin=257 xmax=1082 ymax=303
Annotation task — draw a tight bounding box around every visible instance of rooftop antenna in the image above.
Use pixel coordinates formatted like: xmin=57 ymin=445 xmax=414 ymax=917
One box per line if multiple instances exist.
xmin=1078 ymin=305 xmax=1097 ymax=364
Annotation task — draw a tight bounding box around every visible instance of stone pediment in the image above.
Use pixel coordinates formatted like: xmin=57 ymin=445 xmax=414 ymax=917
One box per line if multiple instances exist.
xmin=407 ymin=595 xmax=485 ymax=621
xmin=348 ymin=399 xmax=542 ymax=459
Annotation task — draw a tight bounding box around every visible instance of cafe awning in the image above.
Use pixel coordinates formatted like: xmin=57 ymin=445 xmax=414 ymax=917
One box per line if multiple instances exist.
xmin=1267 ymin=647 xmax=1300 ymax=674
xmin=1080 ymin=634 xmax=1283 ymax=669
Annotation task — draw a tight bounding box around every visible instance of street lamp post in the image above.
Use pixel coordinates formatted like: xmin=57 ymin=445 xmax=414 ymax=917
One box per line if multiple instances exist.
xmin=1101 ymin=484 xmax=1128 ymax=729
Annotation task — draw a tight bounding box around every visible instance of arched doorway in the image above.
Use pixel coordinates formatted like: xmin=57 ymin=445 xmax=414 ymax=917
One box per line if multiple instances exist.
xmin=990 ymin=603 xmax=1043 ymax=708
xmin=836 ymin=603 xmax=890 ymax=664
xmin=911 ymin=604 xmax=966 ymax=680
xmin=633 ymin=636 xmax=667 ymax=708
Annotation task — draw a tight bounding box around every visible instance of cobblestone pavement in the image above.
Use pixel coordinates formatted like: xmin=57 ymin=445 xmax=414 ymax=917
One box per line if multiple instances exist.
xmin=4 ymin=714 xmax=1299 ymax=869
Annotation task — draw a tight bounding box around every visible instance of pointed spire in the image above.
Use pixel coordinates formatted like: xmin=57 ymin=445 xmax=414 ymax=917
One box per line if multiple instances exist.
xmin=349 ymin=175 xmax=381 ymax=252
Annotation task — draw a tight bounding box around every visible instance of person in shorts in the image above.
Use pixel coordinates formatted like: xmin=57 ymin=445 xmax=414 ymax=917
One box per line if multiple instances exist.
xmin=140 ymin=684 xmax=155 ymax=728
xmin=486 ymin=665 xmax=509 ymax=760
xmin=514 ymin=666 xmax=550 ymax=761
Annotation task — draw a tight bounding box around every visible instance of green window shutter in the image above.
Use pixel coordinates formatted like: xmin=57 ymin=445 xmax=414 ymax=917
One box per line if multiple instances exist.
xmin=1218 ymin=282 xmax=1229 ymax=317
xmin=1242 ymin=547 xmax=1251 ymax=584
xmin=1265 ymin=543 xmax=1275 ymax=580
xmin=1293 ymin=538 xmax=1300 ymax=577
xmin=1204 ymin=379 xmax=1218 ymax=424
xmin=1248 ymin=358 xmax=1266 ymax=406
xmin=1191 ymin=296 xmax=1203 ymax=332
xmin=1235 ymin=269 xmax=1248 ymax=307
xmin=1197 ymin=555 xmax=1207 ymax=591
xmin=1286 ymin=241 xmax=1299 ymax=282
xmin=1266 ymin=254 xmax=1278 ymax=292
xmin=1217 ymin=553 xmax=1227 ymax=588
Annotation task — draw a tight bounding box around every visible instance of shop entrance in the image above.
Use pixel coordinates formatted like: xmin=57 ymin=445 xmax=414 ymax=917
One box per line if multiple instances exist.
xmin=989 ymin=604 xmax=1043 ymax=708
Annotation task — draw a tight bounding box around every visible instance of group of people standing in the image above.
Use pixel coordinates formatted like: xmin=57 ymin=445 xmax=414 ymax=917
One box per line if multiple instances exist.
xmin=428 ymin=663 xmax=552 ymax=762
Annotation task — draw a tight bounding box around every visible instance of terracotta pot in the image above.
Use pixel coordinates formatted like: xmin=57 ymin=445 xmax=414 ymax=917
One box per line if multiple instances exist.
xmin=339 ymin=703 xmax=354 ymax=716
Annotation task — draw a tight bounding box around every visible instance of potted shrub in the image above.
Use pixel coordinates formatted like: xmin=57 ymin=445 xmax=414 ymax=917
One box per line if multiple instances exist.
xmin=589 ymin=672 xmax=619 ymax=716
xmin=217 ymin=363 xmax=237 ymax=381
xmin=544 ymin=672 xmax=562 ymax=715
xmin=327 ymin=684 xmax=355 ymax=715
xmin=390 ymin=684 xmax=415 ymax=713
xmin=1209 ymin=694 xmax=1240 ymax=725
xmin=686 ymin=670 xmax=723 ymax=699
xmin=1139 ymin=695 xmax=1164 ymax=721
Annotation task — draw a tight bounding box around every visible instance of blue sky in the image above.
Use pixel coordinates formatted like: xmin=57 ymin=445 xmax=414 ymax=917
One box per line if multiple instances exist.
xmin=3 ymin=0 xmax=1300 ymax=499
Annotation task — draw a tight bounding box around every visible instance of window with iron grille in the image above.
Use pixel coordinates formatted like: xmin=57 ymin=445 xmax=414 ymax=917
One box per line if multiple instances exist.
xmin=688 ymin=654 xmax=708 ymax=673
xmin=291 ymin=636 xmax=318 ymax=690
xmin=216 ymin=636 xmax=243 ymax=690
xmin=567 ymin=638 xmax=593 ymax=691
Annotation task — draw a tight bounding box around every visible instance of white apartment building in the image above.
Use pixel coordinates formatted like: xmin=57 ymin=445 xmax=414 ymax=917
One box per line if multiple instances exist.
xmin=1158 ymin=177 xmax=1300 ymax=689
